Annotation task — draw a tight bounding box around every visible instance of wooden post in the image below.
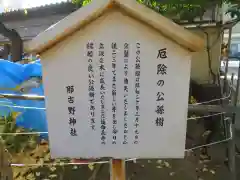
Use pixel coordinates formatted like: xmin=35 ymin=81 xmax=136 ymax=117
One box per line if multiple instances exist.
xmin=0 ymin=139 xmax=13 ymax=180
xmin=110 ymin=159 xmax=126 ymax=180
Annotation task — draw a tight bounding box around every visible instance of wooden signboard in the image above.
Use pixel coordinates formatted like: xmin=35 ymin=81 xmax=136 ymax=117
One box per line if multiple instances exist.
xmin=25 ymin=0 xmax=204 ymax=179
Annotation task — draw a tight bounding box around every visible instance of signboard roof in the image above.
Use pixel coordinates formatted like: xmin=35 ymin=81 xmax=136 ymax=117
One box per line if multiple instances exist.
xmin=25 ymin=0 xmax=204 ymax=54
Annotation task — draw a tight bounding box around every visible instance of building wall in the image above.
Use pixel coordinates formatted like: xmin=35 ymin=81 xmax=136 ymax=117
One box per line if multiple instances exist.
xmin=223 ymin=3 xmax=240 ymax=55
xmin=0 ymin=14 xmax=68 ymax=43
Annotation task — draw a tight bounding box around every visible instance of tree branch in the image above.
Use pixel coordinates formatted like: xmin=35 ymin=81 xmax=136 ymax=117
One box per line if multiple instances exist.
xmin=88 ymin=164 xmax=104 ymax=180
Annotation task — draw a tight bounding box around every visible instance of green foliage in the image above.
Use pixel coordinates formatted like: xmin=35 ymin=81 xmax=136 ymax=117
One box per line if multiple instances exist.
xmin=137 ymin=0 xmax=206 ymax=22
xmin=1 ymin=113 xmax=39 ymax=154
xmin=0 ymin=114 xmax=101 ymax=180
xmin=72 ymin=0 xmax=91 ymax=7
xmin=226 ymin=3 xmax=240 ymax=20
xmin=71 ymin=0 xmax=240 ymax=22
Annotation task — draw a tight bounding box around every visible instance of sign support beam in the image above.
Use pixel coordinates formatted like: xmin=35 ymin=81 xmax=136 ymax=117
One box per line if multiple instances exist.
xmin=110 ymin=159 xmax=126 ymax=180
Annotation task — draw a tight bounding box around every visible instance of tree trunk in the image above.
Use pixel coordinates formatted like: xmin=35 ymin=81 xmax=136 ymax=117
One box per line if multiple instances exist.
xmin=0 ymin=22 xmax=23 ymax=62
xmin=0 ymin=138 xmax=13 ymax=180
xmin=0 ymin=44 xmax=10 ymax=60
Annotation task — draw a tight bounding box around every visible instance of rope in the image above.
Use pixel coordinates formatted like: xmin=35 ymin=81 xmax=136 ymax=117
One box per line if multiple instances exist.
xmin=185 ymin=137 xmax=232 ymax=151
xmin=7 ymin=121 xmax=233 ymax=167
xmin=187 ymin=112 xmax=225 ymax=120
xmin=0 ymin=132 xmax=48 ymax=135
xmin=0 ymin=104 xmax=45 ymax=110
xmin=9 ymin=136 xmax=232 ymax=167
xmin=11 ymin=158 xmax=137 ymax=167
xmin=0 ymin=86 xmax=234 ymax=167
xmin=0 ymin=112 xmax=229 ymax=136
xmin=193 ymin=89 xmax=232 ymax=105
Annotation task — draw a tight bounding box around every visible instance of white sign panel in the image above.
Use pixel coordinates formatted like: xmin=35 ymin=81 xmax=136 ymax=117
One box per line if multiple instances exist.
xmin=42 ymin=13 xmax=191 ymax=159
xmin=44 ymin=41 xmax=191 ymax=159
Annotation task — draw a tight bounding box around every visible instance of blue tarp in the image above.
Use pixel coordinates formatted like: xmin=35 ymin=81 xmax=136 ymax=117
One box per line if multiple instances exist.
xmin=0 ymin=59 xmax=47 ymax=137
